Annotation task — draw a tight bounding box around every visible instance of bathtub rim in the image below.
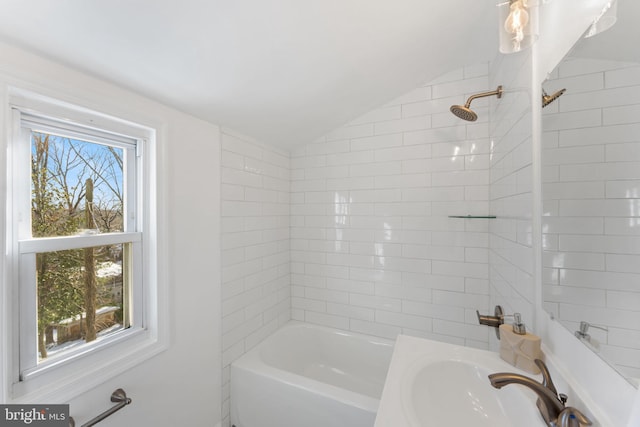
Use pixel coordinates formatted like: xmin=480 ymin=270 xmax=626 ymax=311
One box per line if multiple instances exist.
xmin=230 ymin=321 xmax=395 ymax=413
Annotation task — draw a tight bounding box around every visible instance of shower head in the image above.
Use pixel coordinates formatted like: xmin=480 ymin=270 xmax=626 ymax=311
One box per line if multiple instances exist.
xmin=542 ymin=88 xmax=566 ymax=108
xmin=450 ymin=86 xmax=503 ymax=122
xmin=450 ymin=105 xmax=478 ymax=121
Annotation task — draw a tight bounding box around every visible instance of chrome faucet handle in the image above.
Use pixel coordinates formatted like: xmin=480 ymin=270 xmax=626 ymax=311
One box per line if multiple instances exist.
xmin=557 ymin=407 xmax=592 ymax=427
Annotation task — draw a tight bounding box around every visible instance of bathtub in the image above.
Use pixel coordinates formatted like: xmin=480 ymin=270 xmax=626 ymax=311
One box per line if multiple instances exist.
xmin=230 ymin=322 xmax=395 ymax=427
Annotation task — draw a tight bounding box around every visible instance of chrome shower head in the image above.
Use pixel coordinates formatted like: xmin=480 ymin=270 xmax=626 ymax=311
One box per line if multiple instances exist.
xmin=542 ymin=88 xmax=566 ymax=108
xmin=450 ymin=85 xmax=503 ymax=122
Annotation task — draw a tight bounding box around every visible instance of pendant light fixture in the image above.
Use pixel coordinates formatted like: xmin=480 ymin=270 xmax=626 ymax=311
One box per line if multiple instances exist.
xmin=498 ymin=0 xmax=539 ymax=53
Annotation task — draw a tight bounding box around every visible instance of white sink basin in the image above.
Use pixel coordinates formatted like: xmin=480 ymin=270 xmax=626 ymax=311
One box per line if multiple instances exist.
xmin=404 ymin=360 xmax=541 ymax=426
xmin=375 ymin=335 xmax=547 ymax=427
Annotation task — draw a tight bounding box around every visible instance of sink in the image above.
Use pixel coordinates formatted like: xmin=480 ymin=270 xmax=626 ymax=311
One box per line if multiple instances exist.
xmin=375 ymin=335 xmax=546 ymax=427
xmin=403 ymin=360 xmax=540 ymax=426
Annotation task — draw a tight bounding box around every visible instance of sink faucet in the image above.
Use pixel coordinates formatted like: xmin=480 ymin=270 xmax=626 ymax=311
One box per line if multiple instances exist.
xmin=535 ymin=357 xmax=566 ymax=405
xmin=488 ymin=359 xmax=592 ymax=427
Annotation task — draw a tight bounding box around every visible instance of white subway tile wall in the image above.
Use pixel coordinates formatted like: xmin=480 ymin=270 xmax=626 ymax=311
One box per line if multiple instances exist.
xmin=220 ymin=129 xmax=290 ymax=427
xmin=290 ymin=64 xmax=492 ymax=347
xmin=542 ymin=58 xmax=640 ymax=380
xmin=488 ymin=53 xmax=537 ymax=340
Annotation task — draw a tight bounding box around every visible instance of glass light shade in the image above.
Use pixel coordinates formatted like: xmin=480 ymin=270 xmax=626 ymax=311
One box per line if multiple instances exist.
xmin=584 ymin=0 xmax=617 ymax=38
xmin=497 ymin=0 xmax=539 ymax=54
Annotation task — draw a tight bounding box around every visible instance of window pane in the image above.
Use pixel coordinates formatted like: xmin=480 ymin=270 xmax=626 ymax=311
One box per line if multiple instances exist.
xmin=36 ymin=243 xmax=130 ymax=363
xmin=31 ymin=132 xmax=124 ymax=237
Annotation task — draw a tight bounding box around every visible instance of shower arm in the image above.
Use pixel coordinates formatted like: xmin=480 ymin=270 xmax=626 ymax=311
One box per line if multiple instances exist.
xmin=464 ymin=86 xmax=503 ymax=107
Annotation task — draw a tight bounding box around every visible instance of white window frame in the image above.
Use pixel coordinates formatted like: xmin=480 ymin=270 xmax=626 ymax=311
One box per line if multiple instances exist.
xmin=5 ymin=89 xmax=167 ymax=403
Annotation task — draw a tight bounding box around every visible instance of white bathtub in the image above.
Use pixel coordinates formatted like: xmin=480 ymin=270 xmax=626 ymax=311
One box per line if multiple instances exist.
xmin=230 ymin=322 xmax=395 ymax=427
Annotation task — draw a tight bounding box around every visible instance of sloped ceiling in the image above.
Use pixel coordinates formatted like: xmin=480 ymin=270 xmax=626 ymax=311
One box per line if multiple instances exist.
xmin=568 ymin=0 xmax=640 ymax=63
xmin=0 ymin=0 xmax=498 ymax=149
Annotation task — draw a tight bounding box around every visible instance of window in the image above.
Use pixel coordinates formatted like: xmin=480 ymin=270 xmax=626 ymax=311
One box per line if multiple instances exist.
xmin=6 ymin=91 xmax=165 ymax=401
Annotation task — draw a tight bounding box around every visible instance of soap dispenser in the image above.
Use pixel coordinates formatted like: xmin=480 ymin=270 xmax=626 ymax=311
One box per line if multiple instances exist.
xmin=499 ymin=313 xmax=542 ymax=374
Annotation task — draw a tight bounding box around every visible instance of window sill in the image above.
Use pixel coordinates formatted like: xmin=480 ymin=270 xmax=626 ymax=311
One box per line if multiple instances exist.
xmin=10 ymin=327 xmax=168 ymax=404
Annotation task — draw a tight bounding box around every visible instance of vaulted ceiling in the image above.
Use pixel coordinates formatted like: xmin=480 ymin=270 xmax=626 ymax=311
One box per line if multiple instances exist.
xmin=0 ymin=0 xmax=498 ymax=149
xmin=569 ymin=0 xmax=640 ymax=64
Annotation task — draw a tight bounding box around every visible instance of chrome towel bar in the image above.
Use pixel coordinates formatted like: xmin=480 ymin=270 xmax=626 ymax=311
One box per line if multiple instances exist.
xmin=69 ymin=388 xmax=132 ymax=427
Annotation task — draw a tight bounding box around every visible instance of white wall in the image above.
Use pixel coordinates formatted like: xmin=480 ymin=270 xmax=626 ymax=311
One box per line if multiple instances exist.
xmin=0 ymin=42 xmax=222 ymax=426
xmin=488 ymin=51 xmax=537 ymax=340
xmin=289 ymin=65 xmax=492 ymax=347
xmin=220 ymin=129 xmax=290 ymax=427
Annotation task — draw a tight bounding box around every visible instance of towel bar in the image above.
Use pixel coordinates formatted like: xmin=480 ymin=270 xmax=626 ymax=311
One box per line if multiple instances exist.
xmin=69 ymin=388 xmax=132 ymax=427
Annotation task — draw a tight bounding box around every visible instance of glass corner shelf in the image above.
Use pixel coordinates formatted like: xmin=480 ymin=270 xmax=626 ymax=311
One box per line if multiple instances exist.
xmin=448 ymin=215 xmax=496 ymax=219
